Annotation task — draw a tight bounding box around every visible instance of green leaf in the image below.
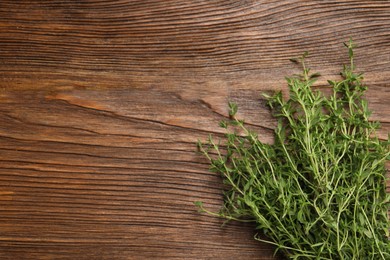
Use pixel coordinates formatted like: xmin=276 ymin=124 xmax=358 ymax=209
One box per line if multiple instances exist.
xmin=310 ymin=72 xmax=321 ymax=79
xmin=363 ymin=229 xmax=373 ymax=238
xmin=228 ymin=101 xmax=238 ymax=117
xmin=194 ymin=201 xmax=203 ymax=207
xmin=219 ymin=120 xmax=228 ymax=129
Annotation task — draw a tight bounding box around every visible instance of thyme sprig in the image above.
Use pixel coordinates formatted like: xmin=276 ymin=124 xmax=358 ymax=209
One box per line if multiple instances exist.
xmin=196 ymin=40 xmax=390 ymax=259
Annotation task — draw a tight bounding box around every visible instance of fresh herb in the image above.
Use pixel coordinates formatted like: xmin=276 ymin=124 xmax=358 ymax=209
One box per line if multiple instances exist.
xmin=196 ymin=40 xmax=390 ymax=259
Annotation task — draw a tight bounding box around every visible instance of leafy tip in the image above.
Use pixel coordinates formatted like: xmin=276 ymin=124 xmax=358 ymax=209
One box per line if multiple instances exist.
xmin=228 ymin=101 xmax=238 ymax=117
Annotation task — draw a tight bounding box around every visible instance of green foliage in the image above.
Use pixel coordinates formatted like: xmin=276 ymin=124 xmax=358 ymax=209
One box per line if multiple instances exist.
xmin=196 ymin=40 xmax=390 ymax=259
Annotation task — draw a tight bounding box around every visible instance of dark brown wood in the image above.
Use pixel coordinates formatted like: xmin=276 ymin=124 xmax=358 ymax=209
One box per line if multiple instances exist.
xmin=0 ymin=1 xmax=389 ymax=259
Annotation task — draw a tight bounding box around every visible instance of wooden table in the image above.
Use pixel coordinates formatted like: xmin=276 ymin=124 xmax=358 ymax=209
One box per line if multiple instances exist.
xmin=0 ymin=1 xmax=389 ymax=259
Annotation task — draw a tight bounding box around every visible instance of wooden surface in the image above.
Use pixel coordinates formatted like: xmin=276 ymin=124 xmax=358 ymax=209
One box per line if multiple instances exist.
xmin=0 ymin=1 xmax=389 ymax=259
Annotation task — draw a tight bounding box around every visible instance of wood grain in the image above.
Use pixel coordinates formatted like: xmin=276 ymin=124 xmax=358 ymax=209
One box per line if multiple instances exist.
xmin=0 ymin=1 xmax=389 ymax=259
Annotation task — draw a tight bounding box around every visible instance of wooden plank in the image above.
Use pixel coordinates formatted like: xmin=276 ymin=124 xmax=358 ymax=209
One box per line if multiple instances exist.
xmin=0 ymin=1 xmax=389 ymax=259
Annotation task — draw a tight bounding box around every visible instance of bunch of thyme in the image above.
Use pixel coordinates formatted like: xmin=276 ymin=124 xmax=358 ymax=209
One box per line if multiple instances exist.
xmin=196 ymin=40 xmax=390 ymax=259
